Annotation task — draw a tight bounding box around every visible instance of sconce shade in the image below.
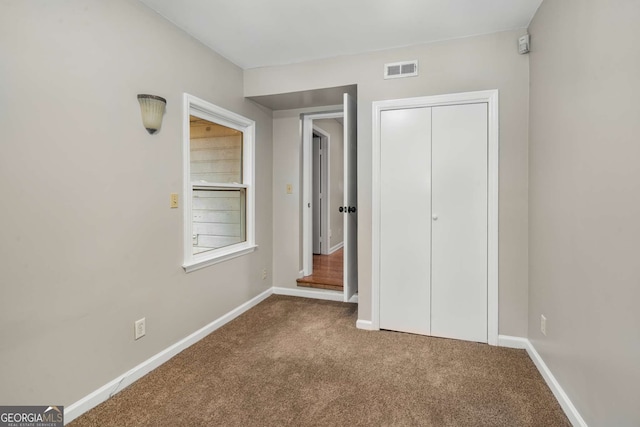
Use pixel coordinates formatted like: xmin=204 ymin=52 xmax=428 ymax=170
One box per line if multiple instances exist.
xmin=137 ymin=94 xmax=167 ymax=134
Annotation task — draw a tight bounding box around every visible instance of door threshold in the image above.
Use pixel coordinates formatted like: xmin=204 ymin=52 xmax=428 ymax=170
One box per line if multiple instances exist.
xmin=296 ymin=279 xmax=343 ymax=292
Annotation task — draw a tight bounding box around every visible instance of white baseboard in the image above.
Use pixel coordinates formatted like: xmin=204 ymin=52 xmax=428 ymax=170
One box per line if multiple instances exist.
xmin=498 ymin=335 xmax=587 ymax=427
xmin=497 ymin=334 xmax=529 ymax=349
xmin=70 ymin=293 xmax=580 ymax=426
xmin=273 ymin=286 xmax=345 ymax=302
xmin=525 ymin=340 xmax=588 ymax=427
xmin=356 ymin=319 xmax=376 ymax=330
xmin=65 ymin=288 xmax=273 ymax=424
xmin=329 ymin=242 xmax=344 ymax=254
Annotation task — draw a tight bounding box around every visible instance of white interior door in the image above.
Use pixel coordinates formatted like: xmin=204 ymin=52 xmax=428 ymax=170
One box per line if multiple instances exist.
xmin=379 ymin=107 xmax=432 ymax=334
xmin=431 ymin=103 xmax=488 ymax=343
xmin=343 ymin=93 xmax=358 ymax=302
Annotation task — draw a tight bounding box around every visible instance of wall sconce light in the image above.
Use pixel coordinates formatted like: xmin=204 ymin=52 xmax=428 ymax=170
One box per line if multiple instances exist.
xmin=137 ymin=94 xmax=167 ymax=134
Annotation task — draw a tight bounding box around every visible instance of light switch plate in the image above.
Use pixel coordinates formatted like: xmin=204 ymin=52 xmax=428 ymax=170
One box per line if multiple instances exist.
xmin=170 ymin=193 xmax=179 ymax=208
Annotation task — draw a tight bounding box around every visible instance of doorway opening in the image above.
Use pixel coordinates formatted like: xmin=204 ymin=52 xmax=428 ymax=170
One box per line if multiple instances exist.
xmin=297 ymin=93 xmax=358 ymax=302
xmin=312 ymin=128 xmax=331 ymax=256
xmin=297 ymin=248 xmax=344 ymax=291
xmin=298 ymin=124 xmax=344 ymax=291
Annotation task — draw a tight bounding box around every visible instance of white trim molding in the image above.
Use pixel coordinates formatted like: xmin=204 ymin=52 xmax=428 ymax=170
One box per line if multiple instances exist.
xmin=356 ymin=319 xmax=376 ymax=330
xmin=65 ymin=288 xmax=273 ymax=424
xmin=182 ymin=93 xmax=256 ymax=273
xmin=65 ymin=285 xmax=366 ymax=423
xmin=302 ymin=109 xmax=344 ymax=276
xmin=273 ymin=286 xmax=346 ymax=302
xmin=183 ymin=245 xmax=258 ymax=273
xmin=371 ymin=90 xmax=499 ymax=346
xmin=312 ymin=125 xmax=332 ymax=255
xmin=329 ymin=242 xmax=344 ymax=254
xmin=498 ymin=334 xmax=529 ymax=349
xmin=498 ymin=336 xmax=588 ymax=427
xmin=64 ymin=291 xmax=584 ymax=427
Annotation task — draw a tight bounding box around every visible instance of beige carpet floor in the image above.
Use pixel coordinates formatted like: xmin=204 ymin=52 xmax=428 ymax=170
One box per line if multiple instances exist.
xmin=69 ymin=296 xmax=570 ymax=426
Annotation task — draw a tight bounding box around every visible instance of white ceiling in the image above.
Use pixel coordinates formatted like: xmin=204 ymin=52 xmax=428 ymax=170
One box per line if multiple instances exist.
xmin=139 ymin=0 xmax=542 ymax=70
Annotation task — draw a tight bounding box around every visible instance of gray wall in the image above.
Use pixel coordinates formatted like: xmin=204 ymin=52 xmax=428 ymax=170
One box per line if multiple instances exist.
xmin=314 ymin=119 xmax=344 ymax=251
xmin=528 ymin=1 xmax=640 ymax=425
xmin=248 ymin=30 xmax=530 ymax=336
xmin=0 ymin=0 xmax=273 ymax=406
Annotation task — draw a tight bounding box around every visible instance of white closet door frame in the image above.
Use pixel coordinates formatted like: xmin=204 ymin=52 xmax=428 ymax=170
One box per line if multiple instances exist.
xmin=371 ymin=90 xmax=499 ymax=345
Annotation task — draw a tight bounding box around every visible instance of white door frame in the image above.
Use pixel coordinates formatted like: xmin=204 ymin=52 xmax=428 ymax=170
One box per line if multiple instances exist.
xmin=313 ymin=126 xmax=331 ymax=255
xmin=302 ymin=111 xmax=343 ymax=276
xmin=312 ymin=126 xmax=331 ymax=255
xmin=372 ymin=90 xmax=499 ymax=345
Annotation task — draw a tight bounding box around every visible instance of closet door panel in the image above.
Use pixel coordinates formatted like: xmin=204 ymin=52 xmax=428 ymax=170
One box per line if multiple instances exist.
xmin=379 ymin=107 xmax=432 ymax=335
xmin=431 ymin=103 xmax=488 ymax=343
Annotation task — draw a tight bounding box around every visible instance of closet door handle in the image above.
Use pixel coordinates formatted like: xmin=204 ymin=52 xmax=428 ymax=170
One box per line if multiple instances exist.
xmin=432 ymin=214 xmax=438 ymax=221
xmin=339 ymin=206 xmax=344 ymax=213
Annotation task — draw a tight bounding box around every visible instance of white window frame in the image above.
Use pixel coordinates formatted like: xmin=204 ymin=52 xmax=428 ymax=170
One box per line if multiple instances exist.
xmin=182 ymin=93 xmax=256 ymax=273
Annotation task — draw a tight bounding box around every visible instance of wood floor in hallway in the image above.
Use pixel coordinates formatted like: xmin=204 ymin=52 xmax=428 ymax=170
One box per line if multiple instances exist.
xmin=297 ymin=248 xmax=343 ymax=291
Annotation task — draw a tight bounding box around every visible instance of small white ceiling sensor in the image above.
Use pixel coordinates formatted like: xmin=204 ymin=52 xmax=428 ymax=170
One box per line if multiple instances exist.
xmin=518 ymin=34 xmax=530 ymax=54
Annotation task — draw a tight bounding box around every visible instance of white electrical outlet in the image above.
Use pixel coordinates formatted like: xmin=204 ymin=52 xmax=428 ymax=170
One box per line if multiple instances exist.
xmin=135 ymin=318 xmax=146 ymax=340
xmin=540 ymin=314 xmax=547 ymax=336
xmin=262 ymin=268 xmax=267 ymax=280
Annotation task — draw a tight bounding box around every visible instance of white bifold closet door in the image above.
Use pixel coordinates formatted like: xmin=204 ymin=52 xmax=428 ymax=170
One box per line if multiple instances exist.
xmin=380 ymin=107 xmax=432 ymax=335
xmin=379 ymin=103 xmax=488 ymax=343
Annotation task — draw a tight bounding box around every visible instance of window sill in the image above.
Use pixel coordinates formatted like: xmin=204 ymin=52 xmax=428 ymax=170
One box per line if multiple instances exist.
xmin=183 ymin=244 xmax=258 ymax=273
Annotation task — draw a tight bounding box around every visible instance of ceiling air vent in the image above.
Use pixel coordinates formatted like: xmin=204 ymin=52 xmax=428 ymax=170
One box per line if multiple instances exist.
xmin=384 ymin=60 xmax=418 ymax=79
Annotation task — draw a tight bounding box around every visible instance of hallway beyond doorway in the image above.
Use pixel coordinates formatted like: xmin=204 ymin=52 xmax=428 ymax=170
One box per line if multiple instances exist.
xmin=297 ymin=249 xmax=343 ymax=291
